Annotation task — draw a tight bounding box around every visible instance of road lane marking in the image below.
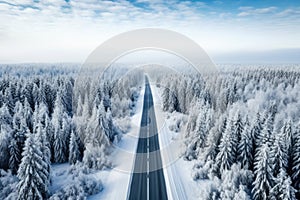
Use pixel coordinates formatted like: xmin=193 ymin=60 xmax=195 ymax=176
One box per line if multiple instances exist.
xmin=147 ymin=91 xmax=150 ymax=200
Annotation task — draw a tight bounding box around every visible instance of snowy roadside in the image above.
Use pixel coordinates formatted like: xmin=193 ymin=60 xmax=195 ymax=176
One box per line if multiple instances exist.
xmin=88 ymin=86 xmax=145 ymax=200
xmin=150 ymin=82 xmax=202 ymax=200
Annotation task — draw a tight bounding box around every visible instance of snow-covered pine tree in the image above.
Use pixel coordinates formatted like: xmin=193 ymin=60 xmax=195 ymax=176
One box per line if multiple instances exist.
xmin=251 ymin=113 xmax=263 ymax=155
xmin=238 ymin=116 xmax=253 ymax=170
xmin=252 ymin=142 xmax=274 ymax=200
xmin=0 ymin=107 xmax=12 ymax=170
xmin=105 ymin=108 xmax=115 ymax=142
xmin=0 ymin=103 xmax=12 ymax=126
xmin=38 ymin=103 xmax=49 ymax=128
xmin=4 ymin=88 xmax=15 ymax=115
xmin=32 ymin=84 xmax=39 ymax=107
xmin=32 ymin=104 xmax=39 ymax=133
xmin=168 ymin=83 xmax=179 ymax=112
xmin=69 ymin=130 xmax=81 ymax=165
xmin=61 ymin=79 xmax=73 ymax=116
xmin=280 ymin=120 xmax=293 ymax=174
xmin=184 ymin=103 xmax=209 ymax=160
xmin=43 ymin=82 xmax=56 ymax=115
xmin=53 ymin=122 xmax=67 ymax=163
xmin=204 ymin=116 xmax=227 ymax=162
xmin=8 ymin=137 xmax=20 ymax=174
xmin=10 ymin=102 xmax=27 ymax=173
xmin=23 ymin=98 xmax=33 ymax=131
xmin=270 ymin=129 xmax=288 ymax=178
xmin=214 ymin=117 xmax=237 ymax=175
xmin=232 ymin=111 xmax=243 ymax=147
xmin=260 ymin=114 xmax=274 ymax=145
xmin=83 ymin=104 xmax=110 ymax=169
xmin=292 ymin=123 xmax=300 ymax=196
xmin=38 ymin=82 xmax=47 ymax=107
xmin=178 ymin=79 xmax=187 ymax=113
xmin=162 ymin=84 xmax=170 ymax=112
xmin=17 ymin=131 xmax=49 ymax=200
xmin=35 ymin=122 xmax=51 ymax=187
xmin=52 ymin=92 xmax=69 ymax=163
xmin=270 ymin=169 xmax=296 ymax=200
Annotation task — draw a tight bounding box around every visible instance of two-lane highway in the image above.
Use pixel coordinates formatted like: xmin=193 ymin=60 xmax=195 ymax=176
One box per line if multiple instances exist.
xmin=128 ymin=76 xmax=168 ymax=200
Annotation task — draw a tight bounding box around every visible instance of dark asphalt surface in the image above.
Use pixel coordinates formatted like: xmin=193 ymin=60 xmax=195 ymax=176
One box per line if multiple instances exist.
xmin=128 ymin=76 xmax=168 ymax=200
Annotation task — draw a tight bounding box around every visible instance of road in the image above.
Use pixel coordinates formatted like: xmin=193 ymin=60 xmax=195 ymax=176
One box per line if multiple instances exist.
xmin=127 ymin=76 xmax=168 ymax=200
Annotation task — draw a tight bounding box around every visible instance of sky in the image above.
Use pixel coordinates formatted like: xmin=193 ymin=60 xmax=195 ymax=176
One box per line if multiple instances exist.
xmin=0 ymin=0 xmax=299 ymax=63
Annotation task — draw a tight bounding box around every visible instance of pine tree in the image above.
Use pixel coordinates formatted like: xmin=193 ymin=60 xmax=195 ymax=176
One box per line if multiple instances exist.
xmin=292 ymin=123 xmax=300 ymax=195
xmin=238 ymin=116 xmax=253 ymax=169
xmin=196 ymin=107 xmax=209 ymax=147
xmin=17 ymin=132 xmax=49 ymax=200
xmin=280 ymin=120 xmax=293 ymax=174
xmin=252 ymin=143 xmax=274 ymax=200
xmin=178 ymin=79 xmax=187 ymax=113
xmin=83 ymin=104 xmax=110 ymax=169
xmin=105 ymin=108 xmax=114 ymax=142
xmin=251 ymin=113 xmax=263 ymax=157
xmin=162 ymin=84 xmax=170 ymax=112
xmin=215 ymin=118 xmax=237 ymax=175
xmin=69 ymin=131 xmax=81 ymax=165
xmin=270 ymin=131 xmax=288 ymax=178
xmin=270 ymin=169 xmax=296 ymax=200
xmin=53 ymin=125 xmax=67 ymax=163
xmin=168 ymin=83 xmax=179 ymax=112
xmin=35 ymin=122 xmax=51 ymax=191
xmin=61 ymin=80 xmax=73 ymax=116
xmin=8 ymin=138 xmax=20 ymax=174
xmin=0 ymin=104 xmax=12 ymax=126
xmin=52 ymin=93 xmax=69 ymax=163
xmin=233 ymin=111 xmax=243 ymax=146
xmin=4 ymin=88 xmax=15 ymax=115
xmin=0 ymin=124 xmax=11 ymax=170
xmin=23 ymin=98 xmax=33 ymax=131
xmin=260 ymin=115 xmax=273 ymax=145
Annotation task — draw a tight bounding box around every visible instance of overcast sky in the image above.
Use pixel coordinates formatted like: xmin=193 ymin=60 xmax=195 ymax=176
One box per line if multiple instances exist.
xmin=0 ymin=0 xmax=299 ymax=63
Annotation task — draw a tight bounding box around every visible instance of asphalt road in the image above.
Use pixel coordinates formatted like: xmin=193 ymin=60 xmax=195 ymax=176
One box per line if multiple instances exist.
xmin=128 ymin=76 xmax=168 ymax=200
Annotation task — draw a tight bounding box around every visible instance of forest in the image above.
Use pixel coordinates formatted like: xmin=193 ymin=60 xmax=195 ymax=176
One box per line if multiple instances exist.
xmin=0 ymin=63 xmax=299 ymax=200
xmin=0 ymin=64 xmax=143 ymax=199
xmin=156 ymin=64 xmax=300 ymax=199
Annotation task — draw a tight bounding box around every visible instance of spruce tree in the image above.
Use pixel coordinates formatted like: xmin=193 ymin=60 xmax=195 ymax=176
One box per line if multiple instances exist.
xmin=17 ymin=131 xmax=49 ymax=200
xmin=292 ymin=123 xmax=300 ymax=196
xmin=8 ymin=138 xmax=20 ymax=174
xmin=215 ymin=118 xmax=236 ymax=175
xmin=270 ymin=169 xmax=296 ymax=200
xmin=252 ymin=143 xmax=273 ymax=200
xmin=69 ymin=131 xmax=81 ymax=165
xmin=35 ymin=122 xmax=51 ymax=190
xmin=238 ymin=116 xmax=253 ymax=169
xmin=270 ymin=131 xmax=288 ymax=178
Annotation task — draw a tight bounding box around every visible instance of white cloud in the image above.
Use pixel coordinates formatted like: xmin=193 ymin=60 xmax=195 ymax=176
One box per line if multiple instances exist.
xmin=237 ymin=6 xmax=277 ymax=17
xmin=277 ymin=8 xmax=300 ymax=17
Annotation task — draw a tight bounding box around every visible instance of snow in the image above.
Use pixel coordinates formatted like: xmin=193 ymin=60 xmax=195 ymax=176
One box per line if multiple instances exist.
xmin=150 ymin=81 xmax=200 ymax=200
xmin=50 ymin=163 xmax=72 ymax=193
xmin=88 ymin=86 xmax=145 ymax=200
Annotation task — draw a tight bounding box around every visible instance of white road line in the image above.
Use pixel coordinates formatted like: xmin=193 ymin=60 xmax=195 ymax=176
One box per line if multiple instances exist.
xmin=147 ymin=92 xmax=150 ymax=200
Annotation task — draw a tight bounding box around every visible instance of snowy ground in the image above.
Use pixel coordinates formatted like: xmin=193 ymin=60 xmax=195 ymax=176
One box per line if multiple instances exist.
xmin=50 ymin=163 xmax=73 ymax=193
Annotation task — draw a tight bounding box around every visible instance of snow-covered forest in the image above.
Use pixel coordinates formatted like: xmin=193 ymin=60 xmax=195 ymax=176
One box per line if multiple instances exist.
xmin=156 ymin=64 xmax=300 ymax=200
xmin=0 ymin=64 xmax=143 ymax=199
xmin=0 ymin=63 xmax=300 ymax=200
